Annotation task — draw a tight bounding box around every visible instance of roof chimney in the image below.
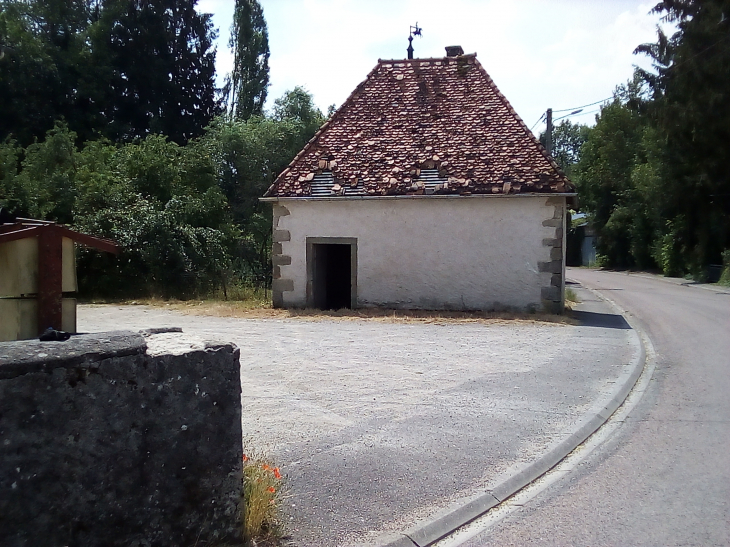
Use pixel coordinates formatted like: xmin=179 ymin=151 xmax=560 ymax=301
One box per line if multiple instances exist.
xmin=445 ymin=45 xmax=464 ymax=57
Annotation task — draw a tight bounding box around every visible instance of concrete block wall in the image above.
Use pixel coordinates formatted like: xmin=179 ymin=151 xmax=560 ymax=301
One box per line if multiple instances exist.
xmin=0 ymin=330 xmax=243 ymax=547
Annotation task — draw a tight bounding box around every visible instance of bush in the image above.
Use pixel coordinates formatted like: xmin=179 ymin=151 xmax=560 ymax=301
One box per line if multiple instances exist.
xmin=719 ymin=250 xmax=730 ymax=286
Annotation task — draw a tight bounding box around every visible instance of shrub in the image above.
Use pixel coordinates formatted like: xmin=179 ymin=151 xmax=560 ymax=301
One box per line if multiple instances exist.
xmin=719 ymin=250 xmax=730 ymax=286
xmin=241 ymin=453 xmax=283 ymax=545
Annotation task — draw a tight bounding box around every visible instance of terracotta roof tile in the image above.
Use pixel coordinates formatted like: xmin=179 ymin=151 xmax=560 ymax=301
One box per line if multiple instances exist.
xmin=265 ymin=54 xmax=573 ymax=198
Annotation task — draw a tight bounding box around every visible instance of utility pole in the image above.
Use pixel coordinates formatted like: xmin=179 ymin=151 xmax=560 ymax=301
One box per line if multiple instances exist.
xmin=545 ymin=108 xmax=553 ymax=157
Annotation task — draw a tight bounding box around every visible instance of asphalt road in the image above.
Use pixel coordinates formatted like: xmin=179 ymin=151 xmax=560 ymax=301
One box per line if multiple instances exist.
xmin=457 ymin=269 xmax=730 ymax=547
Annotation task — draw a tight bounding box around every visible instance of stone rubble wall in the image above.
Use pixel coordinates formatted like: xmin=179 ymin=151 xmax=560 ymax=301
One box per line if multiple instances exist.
xmin=0 ymin=330 xmax=243 ymax=547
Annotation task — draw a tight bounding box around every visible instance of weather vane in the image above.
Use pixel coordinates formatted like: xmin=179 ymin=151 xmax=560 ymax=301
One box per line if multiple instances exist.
xmin=407 ymin=23 xmax=422 ymax=59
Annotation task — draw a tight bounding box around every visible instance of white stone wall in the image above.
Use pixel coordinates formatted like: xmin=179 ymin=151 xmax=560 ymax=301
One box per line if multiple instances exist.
xmin=271 ymin=195 xmax=565 ymax=311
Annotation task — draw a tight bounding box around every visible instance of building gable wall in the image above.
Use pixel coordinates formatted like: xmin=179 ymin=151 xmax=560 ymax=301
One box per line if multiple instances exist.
xmin=271 ymin=196 xmax=565 ymax=312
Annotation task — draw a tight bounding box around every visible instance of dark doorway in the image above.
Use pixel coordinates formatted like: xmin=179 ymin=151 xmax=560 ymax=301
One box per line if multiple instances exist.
xmin=310 ymin=243 xmax=353 ymax=309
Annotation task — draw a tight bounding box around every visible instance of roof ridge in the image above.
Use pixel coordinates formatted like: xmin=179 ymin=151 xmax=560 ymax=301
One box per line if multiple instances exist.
xmin=376 ymin=53 xmax=478 ymax=64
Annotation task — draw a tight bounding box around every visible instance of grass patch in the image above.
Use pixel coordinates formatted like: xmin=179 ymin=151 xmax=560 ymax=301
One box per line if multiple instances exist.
xmin=563 ymin=287 xmax=581 ymax=312
xmin=121 ymin=300 xmax=577 ymax=325
xmin=241 ymin=450 xmax=284 ymax=546
xmin=79 ymin=285 xmax=272 ymax=308
xmin=565 ymin=287 xmax=580 ymax=303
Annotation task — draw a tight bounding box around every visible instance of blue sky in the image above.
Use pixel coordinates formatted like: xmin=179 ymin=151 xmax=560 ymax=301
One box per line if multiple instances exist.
xmin=197 ymin=0 xmax=667 ymax=134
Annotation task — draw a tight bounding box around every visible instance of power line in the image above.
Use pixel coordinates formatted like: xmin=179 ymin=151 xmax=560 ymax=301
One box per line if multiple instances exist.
xmin=553 ymin=108 xmax=600 ymax=123
xmin=553 ymin=97 xmax=613 ymax=113
xmin=529 ymin=112 xmax=545 ymax=131
xmin=531 ymin=105 xmax=603 ymax=134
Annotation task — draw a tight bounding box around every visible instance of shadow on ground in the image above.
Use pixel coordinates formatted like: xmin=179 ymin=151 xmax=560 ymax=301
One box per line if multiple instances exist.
xmin=570 ymin=310 xmax=631 ymax=329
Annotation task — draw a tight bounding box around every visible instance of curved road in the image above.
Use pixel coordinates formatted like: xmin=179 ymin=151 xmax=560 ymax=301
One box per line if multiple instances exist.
xmin=457 ymin=269 xmax=730 ymax=546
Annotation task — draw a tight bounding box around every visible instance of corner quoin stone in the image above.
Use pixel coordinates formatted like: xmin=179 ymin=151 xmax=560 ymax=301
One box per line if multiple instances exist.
xmin=538 ymin=260 xmax=563 ymax=274
xmin=542 ymin=218 xmax=562 ymax=228
xmin=272 ymin=254 xmax=292 ymax=266
xmin=272 ymin=204 xmax=290 ymax=222
xmin=272 ymin=278 xmax=294 ymax=293
xmin=541 ymin=286 xmax=561 ymax=301
xmin=272 ymin=229 xmax=291 ymax=243
xmin=540 ymin=196 xmax=567 ymax=313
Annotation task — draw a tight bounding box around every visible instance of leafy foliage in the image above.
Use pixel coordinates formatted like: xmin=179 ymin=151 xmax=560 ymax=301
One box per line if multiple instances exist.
xmin=0 ymin=85 xmax=324 ymax=298
xmin=575 ymin=87 xmax=661 ymax=269
xmin=633 ymin=0 xmax=730 ymax=275
xmin=0 ymin=0 xmax=97 ymax=146
xmin=0 ymin=2 xmax=332 ymax=299
xmin=94 ymin=0 xmax=220 ymax=144
xmin=0 ymin=124 xmax=239 ymax=297
xmin=539 ymin=120 xmax=590 ymax=177
xmin=575 ymin=1 xmax=730 ymax=276
xmin=202 ymin=87 xmax=324 ymax=284
xmin=0 ymin=0 xmax=219 ymax=146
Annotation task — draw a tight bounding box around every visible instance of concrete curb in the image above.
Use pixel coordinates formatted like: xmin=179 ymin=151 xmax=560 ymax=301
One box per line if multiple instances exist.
xmin=381 ymin=283 xmax=648 ymax=547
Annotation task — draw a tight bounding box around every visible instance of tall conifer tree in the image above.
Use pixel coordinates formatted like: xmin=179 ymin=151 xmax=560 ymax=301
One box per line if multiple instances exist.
xmin=96 ymin=0 xmax=219 ymax=144
xmin=223 ymin=0 xmax=269 ymax=121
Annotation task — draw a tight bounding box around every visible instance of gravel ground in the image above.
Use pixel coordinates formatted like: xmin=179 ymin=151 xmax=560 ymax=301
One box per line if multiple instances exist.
xmin=78 ymin=286 xmax=637 ymax=546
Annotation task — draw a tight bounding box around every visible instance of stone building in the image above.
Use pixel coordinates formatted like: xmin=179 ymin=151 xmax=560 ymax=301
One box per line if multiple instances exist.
xmin=261 ymin=47 xmax=575 ymax=313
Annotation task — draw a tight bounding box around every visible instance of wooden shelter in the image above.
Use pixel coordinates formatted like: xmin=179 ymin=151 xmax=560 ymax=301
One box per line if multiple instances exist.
xmin=0 ymin=218 xmax=118 ymax=341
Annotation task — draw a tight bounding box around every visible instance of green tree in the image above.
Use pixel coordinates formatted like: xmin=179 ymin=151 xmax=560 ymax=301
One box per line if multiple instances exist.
xmin=0 ymin=137 xmax=22 ymax=214
xmin=273 ymin=86 xmax=325 ymax=135
xmin=575 ymin=78 xmax=662 ymax=269
xmin=0 ymin=0 xmax=219 ymax=146
xmin=223 ymin=0 xmax=269 ymax=121
xmin=14 ymin=122 xmax=78 ymax=223
xmin=539 ymin=120 xmax=590 ymax=178
xmin=202 ymin=88 xmax=324 ymax=283
xmin=0 ymin=122 xmax=240 ymax=298
xmin=73 ymin=135 xmax=238 ymax=297
xmin=0 ymin=0 xmax=101 ymax=146
xmin=635 ymin=0 xmax=730 ymax=276
xmin=93 ymin=0 xmax=220 ymax=144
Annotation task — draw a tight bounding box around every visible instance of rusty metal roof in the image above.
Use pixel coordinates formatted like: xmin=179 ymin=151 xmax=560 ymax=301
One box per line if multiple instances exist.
xmin=265 ymin=53 xmax=573 ymax=198
xmin=0 ymin=219 xmax=119 ymax=254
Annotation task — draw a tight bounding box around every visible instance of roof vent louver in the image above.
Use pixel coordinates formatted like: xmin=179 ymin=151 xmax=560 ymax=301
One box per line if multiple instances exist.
xmin=310 ymin=171 xmax=366 ymax=196
xmin=418 ymin=168 xmax=447 ymax=194
xmin=348 ymin=179 xmax=366 ymax=195
xmin=310 ymin=171 xmax=335 ymax=196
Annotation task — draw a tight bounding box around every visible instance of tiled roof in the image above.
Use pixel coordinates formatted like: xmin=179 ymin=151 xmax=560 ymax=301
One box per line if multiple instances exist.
xmin=265 ymin=53 xmax=573 ymax=198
